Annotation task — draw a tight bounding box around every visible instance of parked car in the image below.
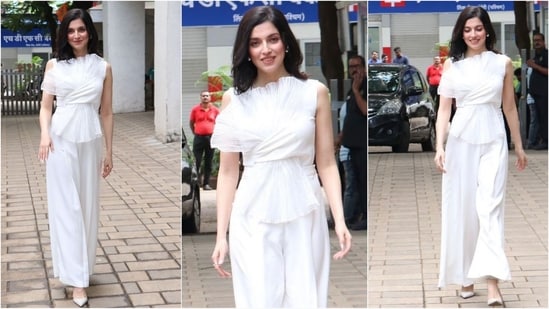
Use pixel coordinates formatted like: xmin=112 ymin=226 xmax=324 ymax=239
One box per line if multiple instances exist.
xmin=368 ymin=63 xmax=436 ymax=152
xmin=182 ymin=128 xmax=201 ymax=233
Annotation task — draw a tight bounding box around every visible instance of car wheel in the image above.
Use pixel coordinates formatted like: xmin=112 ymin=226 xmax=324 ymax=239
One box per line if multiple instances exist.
xmin=182 ymin=188 xmax=200 ymax=233
xmin=392 ymin=120 xmax=410 ymax=153
xmin=421 ymin=122 xmax=436 ymax=152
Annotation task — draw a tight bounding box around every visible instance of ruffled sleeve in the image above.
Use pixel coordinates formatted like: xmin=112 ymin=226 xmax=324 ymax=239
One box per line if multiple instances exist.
xmin=40 ymin=60 xmax=57 ymax=95
xmin=438 ymin=64 xmax=455 ymax=98
xmin=210 ymin=89 xmax=263 ymax=153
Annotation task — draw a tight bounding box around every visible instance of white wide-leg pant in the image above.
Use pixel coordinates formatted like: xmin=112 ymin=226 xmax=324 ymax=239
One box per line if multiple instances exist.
xmin=229 ymin=208 xmax=330 ymax=308
xmin=46 ymin=133 xmax=102 ymax=288
xmin=438 ymin=135 xmax=511 ymax=288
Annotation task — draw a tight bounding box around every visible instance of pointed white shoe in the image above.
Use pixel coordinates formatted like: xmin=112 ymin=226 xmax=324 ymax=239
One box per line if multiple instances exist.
xmin=460 ymin=284 xmax=475 ymax=299
xmin=460 ymin=290 xmax=475 ymax=299
xmin=73 ymin=296 xmax=88 ymax=307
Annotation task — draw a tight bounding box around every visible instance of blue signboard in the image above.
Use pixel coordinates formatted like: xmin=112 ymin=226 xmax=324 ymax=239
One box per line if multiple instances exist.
xmin=182 ymin=1 xmax=320 ymax=27
xmin=368 ymin=0 xmax=540 ymax=14
xmin=1 ymin=28 xmax=51 ymax=48
xmin=182 ymin=0 xmax=359 ymax=27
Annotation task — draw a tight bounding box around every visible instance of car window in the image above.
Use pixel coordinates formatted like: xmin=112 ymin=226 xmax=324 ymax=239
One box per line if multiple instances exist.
xmin=368 ymin=69 xmax=399 ymax=94
xmin=401 ymin=70 xmax=414 ymax=90
xmin=411 ymin=71 xmax=424 ymax=90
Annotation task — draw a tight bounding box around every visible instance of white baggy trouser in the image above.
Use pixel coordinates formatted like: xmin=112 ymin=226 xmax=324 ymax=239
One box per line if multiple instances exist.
xmin=229 ymin=208 xmax=330 ymax=308
xmin=46 ymin=133 xmax=102 ymax=288
xmin=438 ymin=134 xmax=511 ymax=288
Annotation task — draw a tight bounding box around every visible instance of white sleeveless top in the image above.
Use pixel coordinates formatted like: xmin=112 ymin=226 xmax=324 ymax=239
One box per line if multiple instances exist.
xmin=211 ymin=76 xmax=324 ymax=223
xmin=438 ymin=51 xmax=507 ymax=144
xmin=41 ymin=53 xmax=106 ymax=143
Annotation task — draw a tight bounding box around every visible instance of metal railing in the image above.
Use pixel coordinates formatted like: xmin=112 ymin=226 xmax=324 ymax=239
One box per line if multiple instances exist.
xmin=1 ymin=66 xmax=44 ymax=116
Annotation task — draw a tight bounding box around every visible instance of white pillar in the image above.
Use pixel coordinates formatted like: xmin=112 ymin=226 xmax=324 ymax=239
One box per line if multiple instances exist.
xmin=103 ymin=1 xmax=145 ymax=113
xmin=153 ymin=1 xmax=182 ymax=143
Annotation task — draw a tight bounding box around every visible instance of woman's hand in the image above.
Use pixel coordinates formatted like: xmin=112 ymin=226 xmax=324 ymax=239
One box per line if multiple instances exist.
xmin=434 ymin=149 xmax=446 ymax=173
xmin=211 ymin=238 xmax=231 ymax=278
xmin=38 ymin=135 xmax=53 ymax=163
xmin=514 ymin=147 xmax=527 ymax=171
xmin=333 ymin=223 xmax=352 ymax=260
xmin=102 ymin=154 xmax=113 ymax=178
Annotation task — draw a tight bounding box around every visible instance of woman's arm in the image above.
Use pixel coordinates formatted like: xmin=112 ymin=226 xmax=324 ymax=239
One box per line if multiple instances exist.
xmin=212 ymin=91 xmax=239 ymax=277
xmin=100 ymin=63 xmax=114 ymax=178
xmin=38 ymin=60 xmax=56 ymax=162
xmin=434 ymin=60 xmax=453 ymax=173
xmin=315 ymin=83 xmax=352 ymax=259
xmin=501 ymin=57 xmax=527 ymax=171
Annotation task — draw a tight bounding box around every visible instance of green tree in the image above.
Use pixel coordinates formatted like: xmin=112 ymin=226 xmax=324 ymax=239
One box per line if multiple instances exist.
xmin=318 ymin=1 xmax=345 ymax=100
xmin=1 ymin=1 xmax=94 ymax=53
xmin=513 ymin=1 xmax=532 ymax=60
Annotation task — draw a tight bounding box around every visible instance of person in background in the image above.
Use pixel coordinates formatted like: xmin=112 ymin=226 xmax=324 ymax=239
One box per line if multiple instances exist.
xmin=190 ymin=90 xmax=220 ymax=190
xmin=434 ymin=6 xmax=527 ymax=306
xmin=426 ymin=56 xmax=443 ymax=111
xmin=381 ymin=54 xmax=389 ymax=63
xmin=342 ymin=55 xmax=368 ymax=231
xmin=38 ymin=8 xmax=113 ymax=307
xmin=368 ymin=51 xmax=382 ymax=64
xmin=522 ymin=67 xmax=541 ymax=149
xmin=527 ymin=31 xmax=548 ymax=150
xmin=392 ymin=47 xmax=409 ymax=65
xmin=210 ymin=6 xmax=352 ymax=308
xmin=338 ymin=101 xmax=359 ymax=225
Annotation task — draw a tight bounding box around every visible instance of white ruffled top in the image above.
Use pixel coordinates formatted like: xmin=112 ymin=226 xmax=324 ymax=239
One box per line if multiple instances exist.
xmin=438 ymin=51 xmax=507 ymax=144
xmin=41 ymin=54 xmax=106 ymax=143
xmin=211 ymin=76 xmax=324 ymax=223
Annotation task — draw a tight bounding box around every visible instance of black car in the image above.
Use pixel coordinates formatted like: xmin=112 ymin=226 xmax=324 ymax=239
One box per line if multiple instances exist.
xmin=368 ymin=64 xmax=436 ymax=152
xmin=182 ymin=128 xmax=201 ymax=233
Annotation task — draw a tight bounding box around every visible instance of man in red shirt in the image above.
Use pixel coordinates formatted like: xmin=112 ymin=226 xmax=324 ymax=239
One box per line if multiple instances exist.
xmin=189 ymin=91 xmax=220 ymax=190
xmin=426 ymin=56 xmax=443 ymax=111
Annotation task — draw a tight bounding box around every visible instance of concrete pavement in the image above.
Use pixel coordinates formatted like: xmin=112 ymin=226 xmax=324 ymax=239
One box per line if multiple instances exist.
xmin=368 ymin=144 xmax=548 ymax=308
xmin=2 ymin=112 xmax=181 ymax=307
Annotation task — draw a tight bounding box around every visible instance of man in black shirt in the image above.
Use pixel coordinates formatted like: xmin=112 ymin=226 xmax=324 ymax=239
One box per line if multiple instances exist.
xmin=527 ymin=31 xmax=548 ymax=150
xmin=342 ymin=55 xmax=368 ymax=230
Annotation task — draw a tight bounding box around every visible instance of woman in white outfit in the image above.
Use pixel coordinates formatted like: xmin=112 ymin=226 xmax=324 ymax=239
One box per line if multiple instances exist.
xmin=37 ymin=8 xmax=113 ymax=307
xmin=434 ymin=6 xmax=527 ymax=306
xmin=210 ymin=6 xmax=352 ymax=308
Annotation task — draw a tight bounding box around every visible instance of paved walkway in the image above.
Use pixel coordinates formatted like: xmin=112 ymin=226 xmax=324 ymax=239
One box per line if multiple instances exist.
xmin=368 ymin=145 xmax=548 ymax=308
xmin=1 ymin=112 xmax=181 ymax=307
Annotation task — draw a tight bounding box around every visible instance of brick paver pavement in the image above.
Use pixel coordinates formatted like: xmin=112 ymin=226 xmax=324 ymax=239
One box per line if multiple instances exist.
xmin=368 ymin=145 xmax=548 ymax=308
xmin=1 ymin=112 xmax=181 ymax=307
xmin=182 ymin=190 xmax=367 ymax=308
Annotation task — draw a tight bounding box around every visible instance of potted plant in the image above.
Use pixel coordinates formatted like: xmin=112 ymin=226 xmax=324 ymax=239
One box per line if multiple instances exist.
xmin=434 ymin=42 xmax=450 ymax=63
xmin=195 ymin=65 xmax=232 ymax=106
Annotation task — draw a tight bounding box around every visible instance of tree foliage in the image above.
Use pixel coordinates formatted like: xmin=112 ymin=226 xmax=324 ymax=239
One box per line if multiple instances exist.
xmin=1 ymin=1 xmax=94 ymax=52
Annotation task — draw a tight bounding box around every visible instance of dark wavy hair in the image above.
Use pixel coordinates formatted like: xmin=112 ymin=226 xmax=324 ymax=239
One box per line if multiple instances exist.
xmin=231 ymin=6 xmax=307 ymax=94
xmin=56 ymin=8 xmax=100 ymax=61
xmin=449 ymin=6 xmax=498 ymax=62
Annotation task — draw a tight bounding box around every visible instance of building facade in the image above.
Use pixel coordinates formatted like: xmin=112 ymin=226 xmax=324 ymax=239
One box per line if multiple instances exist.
xmin=1 ymin=1 xmax=180 ymax=143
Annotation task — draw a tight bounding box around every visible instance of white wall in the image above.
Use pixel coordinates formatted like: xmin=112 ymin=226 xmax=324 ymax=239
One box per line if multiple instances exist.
xmin=103 ymin=1 xmax=145 ymax=113
xmin=154 ymin=1 xmax=182 ymax=143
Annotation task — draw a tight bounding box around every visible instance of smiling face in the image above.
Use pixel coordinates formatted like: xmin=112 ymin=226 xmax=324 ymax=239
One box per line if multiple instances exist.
xmin=248 ymin=21 xmax=287 ymax=81
xmin=462 ymin=17 xmax=487 ymax=53
xmin=67 ymin=18 xmax=89 ymax=56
